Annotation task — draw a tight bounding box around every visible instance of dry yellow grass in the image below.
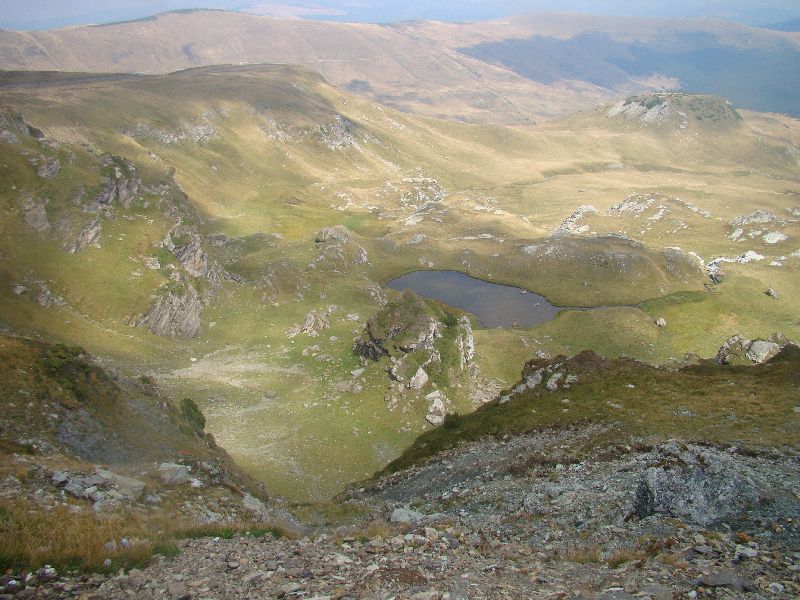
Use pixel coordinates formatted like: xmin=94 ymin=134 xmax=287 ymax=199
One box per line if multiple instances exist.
xmin=0 ymin=497 xmax=296 ymax=573
xmin=0 ymin=499 xmax=153 ymax=572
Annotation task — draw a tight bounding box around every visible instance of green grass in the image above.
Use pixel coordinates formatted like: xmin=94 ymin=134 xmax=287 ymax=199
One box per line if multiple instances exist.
xmin=383 ymin=346 xmax=800 ymax=473
xmin=0 ymin=65 xmax=798 ymax=499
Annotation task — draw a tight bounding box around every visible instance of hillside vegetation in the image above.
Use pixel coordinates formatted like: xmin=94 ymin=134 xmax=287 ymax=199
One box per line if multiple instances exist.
xmin=0 ymin=64 xmax=798 ymax=499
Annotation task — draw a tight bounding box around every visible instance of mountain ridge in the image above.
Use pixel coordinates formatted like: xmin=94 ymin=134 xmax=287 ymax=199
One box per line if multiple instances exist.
xmin=1 ymin=10 xmax=799 ymax=122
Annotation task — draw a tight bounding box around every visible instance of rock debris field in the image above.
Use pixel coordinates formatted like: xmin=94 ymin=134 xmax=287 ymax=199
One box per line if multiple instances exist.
xmin=6 ymin=427 xmax=799 ymax=599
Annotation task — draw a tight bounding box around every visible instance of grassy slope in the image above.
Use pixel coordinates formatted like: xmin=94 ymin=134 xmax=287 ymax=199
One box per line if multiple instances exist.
xmin=384 ymin=346 xmax=800 ymax=474
xmin=0 ymin=66 xmax=798 ymax=498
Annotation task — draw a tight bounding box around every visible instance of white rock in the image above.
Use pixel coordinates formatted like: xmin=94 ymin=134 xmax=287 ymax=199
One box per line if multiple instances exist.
xmin=546 ymin=373 xmax=563 ymax=391
xmin=425 ymin=392 xmax=447 ymax=426
xmin=242 ymin=493 xmax=270 ymax=521
xmin=763 ymin=231 xmax=788 ymax=244
xmin=391 ymin=507 xmax=424 ymax=525
xmin=157 ymin=463 xmax=190 ymax=486
xmin=746 ymin=340 xmax=781 ymax=364
xmin=95 ymin=469 xmax=146 ymax=500
xmin=408 ymin=367 xmax=429 ymax=390
xmin=525 ymin=370 xmax=544 ymax=388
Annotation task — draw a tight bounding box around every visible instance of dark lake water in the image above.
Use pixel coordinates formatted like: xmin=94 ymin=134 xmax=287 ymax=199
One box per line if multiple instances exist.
xmin=385 ymin=270 xmax=568 ymax=328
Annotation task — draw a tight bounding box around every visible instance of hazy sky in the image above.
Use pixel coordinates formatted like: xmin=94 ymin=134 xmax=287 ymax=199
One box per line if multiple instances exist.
xmin=1 ymin=0 xmax=798 ymax=30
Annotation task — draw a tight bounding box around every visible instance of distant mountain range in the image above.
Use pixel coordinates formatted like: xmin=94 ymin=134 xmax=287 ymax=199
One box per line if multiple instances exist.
xmin=764 ymin=17 xmax=800 ymax=32
xmin=0 ymin=10 xmax=798 ymax=121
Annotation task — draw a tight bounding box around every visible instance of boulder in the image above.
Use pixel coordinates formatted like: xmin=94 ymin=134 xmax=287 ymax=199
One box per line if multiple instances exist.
xmin=242 ymin=492 xmax=270 ymax=520
xmin=391 ymin=507 xmax=424 ymax=525
xmin=632 ymin=442 xmax=760 ymax=527
xmin=656 ymin=318 xmax=667 ymax=327
xmin=157 ymin=463 xmax=191 ymax=486
xmin=425 ymin=391 xmax=447 ymax=426
xmin=746 ymin=340 xmax=781 ymax=364
xmin=715 ymin=334 xmax=788 ymax=365
xmin=96 ymin=469 xmax=146 ymax=500
xmin=408 ymin=367 xmax=428 ymax=390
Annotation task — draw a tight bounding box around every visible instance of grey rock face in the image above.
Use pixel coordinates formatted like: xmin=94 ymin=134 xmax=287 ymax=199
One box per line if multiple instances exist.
xmin=390 ymin=507 xmax=424 ymax=525
xmin=408 ymin=367 xmax=429 ymax=390
xmin=21 ymin=197 xmax=51 ymax=233
xmin=456 ymin=316 xmax=474 ymax=370
xmin=730 ymin=209 xmax=779 ymax=227
xmin=161 ymin=227 xmax=224 ymax=283
xmin=158 ymin=463 xmax=191 ymax=486
xmin=95 ymin=469 xmax=146 ymax=500
xmin=632 ymin=442 xmax=760 ymax=527
xmin=714 ymin=334 xmax=789 ymax=365
xmin=37 ymin=157 xmax=60 ymax=179
xmin=311 ymin=224 xmax=368 ymax=269
xmin=746 ymin=340 xmax=781 ymax=364
xmin=137 ymin=283 xmax=204 ymax=338
xmin=0 ymin=129 xmax=18 ymax=143
xmin=85 ymin=159 xmax=141 ymax=212
xmin=546 ymin=372 xmax=563 ymax=391
xmin=69 ymin=218 xmax=102 ymax=253
xmin=714 ymin=334 xmax=752 ymax=365
xmin=0 ymin=111 xmax=42 ymax=140
xmin=425 ymin=391 xmax=447 ymax=426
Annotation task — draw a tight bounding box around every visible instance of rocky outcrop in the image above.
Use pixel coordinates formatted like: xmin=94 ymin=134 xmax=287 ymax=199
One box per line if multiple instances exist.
xmin=632 ymin=442 xmax=761 ymax=527
xmin=163 ymin=225 xmax=224 ymax=283
xmin=37 ymin=157 xmax=60 ymax=179
xmin=309 ymin=225 xmax=368 ymax=270
xmin=69 ymin=218 xmax=102 ymax=253
xmin=84 ymin=158 xmax=141 ymax=213
xmin=424 ymin=390 xmax=447 ymax=426
xmin=0 ymin=111 xmax=44 ymax=142
xmin=706 ymin=250 xmax=764 ymax=281
xmin=763 ymin=231 xmax=788 ymax=244
xmin=714 ymin=334 xmax=790 ymax=365
xmin=125 ymin=120 xmax=218 ymax=145
xmin=287 ymin=307 xmax=335 ymax=338
xmin=316 ymin=115 xmax=361 ymax=150
xmin=355 ymin=292 xmax=443 ymax=361
xmin=455 ymin=317 xmax=474 ymax=371
xmin=550 ymin=204 xmax=597 ymax=237
xmin=136 ymin=280 xmax=205 ymax=338
xmin=731 ymin=209 xmax=779 ymax=227
xmin=608 ymin=96 xmax=670 ymax=124
xmin=20 ymin=197 xmax=51 ymax=233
